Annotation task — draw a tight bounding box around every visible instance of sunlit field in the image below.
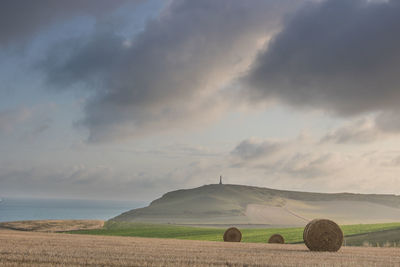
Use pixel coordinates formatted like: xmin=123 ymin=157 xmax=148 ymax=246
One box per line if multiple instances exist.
xmin=1 ymin=229 xmax=400 ymax=267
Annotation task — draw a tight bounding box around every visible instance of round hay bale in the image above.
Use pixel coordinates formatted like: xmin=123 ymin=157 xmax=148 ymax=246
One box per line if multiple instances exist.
xmin=268 ymin=234 xmax=285 ymax=244
xmin=303 ymin=219 xmax=343 ymax=252
xmin=303 ymin=219 xmax=319 ymax=249
xmin=223 ymin=227 xmax=242 ymax=242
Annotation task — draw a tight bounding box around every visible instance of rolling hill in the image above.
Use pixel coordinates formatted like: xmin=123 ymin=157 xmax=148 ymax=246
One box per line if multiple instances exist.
xmin=113 ymin=184 xmax=400 ymax=226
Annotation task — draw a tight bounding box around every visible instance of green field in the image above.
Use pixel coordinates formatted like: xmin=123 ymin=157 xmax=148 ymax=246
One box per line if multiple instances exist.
xmin=70 ymin=221 xmax=400 ymax=245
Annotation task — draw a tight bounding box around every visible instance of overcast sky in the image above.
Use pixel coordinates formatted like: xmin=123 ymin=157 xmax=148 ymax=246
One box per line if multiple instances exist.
xmin=1 ymin=0 xmax=400 ymax=201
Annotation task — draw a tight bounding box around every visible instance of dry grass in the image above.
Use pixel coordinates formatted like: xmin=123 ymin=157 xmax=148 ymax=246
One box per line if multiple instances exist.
xmin=0 ymin=220 xmax=104 ymax=232
xmin=1 ymin=229 xmax=400 ymax=266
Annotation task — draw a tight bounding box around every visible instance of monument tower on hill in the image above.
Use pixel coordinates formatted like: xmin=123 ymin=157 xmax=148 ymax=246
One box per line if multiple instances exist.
xmin=219 ymin=175 xmax=222 ymax=185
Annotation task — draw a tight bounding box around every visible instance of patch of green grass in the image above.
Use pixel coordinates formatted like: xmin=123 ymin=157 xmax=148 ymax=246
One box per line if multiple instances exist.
xmin=74 ymin=222 xmax=225 ymax=241
xmin=69 ymin=221 xmax=400 ymax=244
xmin=341 ymin=222 xmax=400 ymax=236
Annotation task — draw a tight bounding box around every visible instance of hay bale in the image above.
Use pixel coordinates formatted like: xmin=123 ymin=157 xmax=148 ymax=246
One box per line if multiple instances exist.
xmin=303 ymin=219 xmax=319 ymax=249
xmin=268 ymin=234 xmax=285 ymax=244
xmin=223 ymin=227 xmax=242 ymax=242
xmin=303 ymin=219 xmax=343 ymax=252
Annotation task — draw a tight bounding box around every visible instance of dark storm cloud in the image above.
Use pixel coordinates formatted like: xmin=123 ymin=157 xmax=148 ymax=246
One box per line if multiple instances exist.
xmin=245 ymin=0 xmax=400 ymax=118
xmin=43 ymin=29 xmax=126 ymax=87
xmin=0 ymin=0 xmax=132 ymax=45
xmin=42 ymin=0 xmax=302 ymax=142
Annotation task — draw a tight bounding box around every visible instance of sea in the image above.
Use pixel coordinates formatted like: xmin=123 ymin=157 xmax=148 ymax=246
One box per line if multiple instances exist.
xmin=0 ymin=197 xmax=146 ymax=222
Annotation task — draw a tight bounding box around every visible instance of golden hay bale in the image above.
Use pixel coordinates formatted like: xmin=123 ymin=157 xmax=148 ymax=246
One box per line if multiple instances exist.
xmin=268 ymin=234 xmax=285 ymax=244
xmin=223 ymin=227 xmax=242 ymax=242
xmin=303 ymin=219 xmax=343 ymax=252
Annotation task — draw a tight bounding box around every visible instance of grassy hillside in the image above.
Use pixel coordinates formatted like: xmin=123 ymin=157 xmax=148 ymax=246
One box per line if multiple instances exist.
xmin=112 ymin=184 xmax=400 ymax=225
xmin=70 ymin=221 xmax=400 ymax=245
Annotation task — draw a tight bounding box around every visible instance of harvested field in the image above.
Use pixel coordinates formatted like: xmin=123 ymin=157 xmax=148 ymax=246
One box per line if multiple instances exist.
xmin=1 ymin=229 xmax=400 ymax=266
xmin=0 ymin=220 xmax=104 ymax=232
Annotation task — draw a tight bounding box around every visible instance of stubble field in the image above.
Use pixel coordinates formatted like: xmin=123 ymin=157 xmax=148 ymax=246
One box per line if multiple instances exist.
xmin=0 ymin=220 xmax=104 ymax=232
xmin=1 ymin=229 xmax=400 ymax=267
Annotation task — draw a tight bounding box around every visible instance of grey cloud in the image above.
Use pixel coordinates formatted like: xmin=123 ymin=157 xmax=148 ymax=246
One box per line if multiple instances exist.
xmin=321 ymin=119 xmax=381 ymax=144
xmin=230 ymin=137 xmax=347 ymax=178
xmin=244 ymin=0 xmax=400 ymax=117
xmin=119 ymin=144 xmax=222 ymax=158
xmin=19 ymin=118 xmax=52 ymax=142
xmin=0 ymin=0 xmax=133 ymax=45
xmin=0 ymin=160 xmax=219 ymax=200
xmin=0 ymin=164 xmax=168 ymax=200
xmin=281 ymin=152 xmax=343 ymax=178
xmin=375 ymin=111 xmax=400 ymax=133
xmin=321 ymin=112 xmax=400 ymax=144
xmin=231 ymin=139 xmax=286 ymax=161
xmin=42 ymin=0 xmax=303 ymax=142
xmin=43 ymin=30 xmax=126 ymax=88
xmin=157 ymin=144 xmax=222 ymax=158
xmin=0 ymin=108 xmax=31 ymax=133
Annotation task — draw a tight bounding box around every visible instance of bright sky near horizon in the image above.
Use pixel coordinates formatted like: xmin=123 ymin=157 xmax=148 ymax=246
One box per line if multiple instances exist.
xmin=1 ymin=0 xmax=400 ymax=201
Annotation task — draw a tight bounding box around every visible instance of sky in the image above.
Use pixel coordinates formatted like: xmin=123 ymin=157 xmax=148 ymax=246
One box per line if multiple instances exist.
xmin=1 ymin=0 xmax=400 ymax=201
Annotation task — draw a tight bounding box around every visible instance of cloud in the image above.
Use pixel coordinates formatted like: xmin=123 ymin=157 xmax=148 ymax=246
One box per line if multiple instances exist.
xmin=230 ymin=136 xmax=351 ymax=178
xmin=231 ymin=138 xmax=287 ymax=161
xmin=375 ymin=111 xmax=400 ymax=133
xmin=93 ymin=143 xmax=223 ymax=158
xmin=0 ymin=105 xmax=55 ymax=144
xmin=0 ymin=0 xmax=133 ymax=45
xmin=0 ymin=163 xmax=150 ymax=200
xmin=0 ymin=160 xmax=220 ymax=200
xmin=281 ymin=152 xmax=346 ymax=178
xmin=40 ymin=0 xmax=400 ymax=142
xmin=321 ymin=118 xmax=381 ymax=144
xmin=3 ymin=131 xmax=400 ymax=199
xmin=0 ymin=108 xmax=31 ymax=134
xmin=19 ymin=118 xmax=52 ymax=142
xmin=225 ymin=135 xmax=400 ymax=194
xmin=41 ymin=0 xmax=303 ymax=142
xmin=244 ymin=0 xmax=400 ymax=118
xmin=321 ymin=111 xmax=400 ymax=144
